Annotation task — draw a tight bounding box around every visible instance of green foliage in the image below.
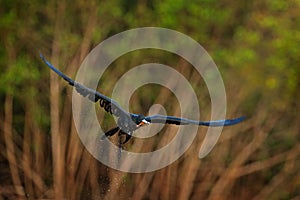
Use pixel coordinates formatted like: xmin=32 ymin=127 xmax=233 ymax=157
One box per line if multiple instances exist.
xmin=0 ymin=55 xmax=40 ymax=94
xmin=0 ymin=0 xmax=299 ymax=199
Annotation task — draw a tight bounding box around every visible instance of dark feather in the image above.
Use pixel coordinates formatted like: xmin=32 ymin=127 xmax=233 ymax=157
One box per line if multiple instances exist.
xmin=145 ymin=115 xmax=245 ymax=126
xmin=40 ymin=54 xmax=129 ymax=117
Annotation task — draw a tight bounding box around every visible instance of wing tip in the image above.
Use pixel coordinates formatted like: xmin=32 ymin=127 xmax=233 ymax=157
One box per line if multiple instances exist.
xmin=39 ymin=52 xmax=45 ymax=60
xmin=236 ymin=116 xmax=246 ymax=122
xmin=226 ymin=116 xmax=246 ymax=126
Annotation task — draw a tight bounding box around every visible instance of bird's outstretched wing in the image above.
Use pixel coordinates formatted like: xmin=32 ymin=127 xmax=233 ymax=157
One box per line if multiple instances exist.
xmin=40 ymin=54 xmax=129 ymax=117
xmin=144 ymin=115 xmax=245 ymax=126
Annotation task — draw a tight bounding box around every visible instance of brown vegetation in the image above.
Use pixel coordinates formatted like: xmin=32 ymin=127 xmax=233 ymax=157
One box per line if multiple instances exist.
xmin=0 ymin=1 xmax=299 ymax=199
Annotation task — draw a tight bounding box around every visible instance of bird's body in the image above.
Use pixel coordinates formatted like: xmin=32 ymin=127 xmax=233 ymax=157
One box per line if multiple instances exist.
xmin=40 ymin=54 xmax=245 ymax=144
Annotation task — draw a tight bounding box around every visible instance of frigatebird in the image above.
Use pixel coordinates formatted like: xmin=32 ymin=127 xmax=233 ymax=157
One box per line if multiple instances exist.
xmin=40 ymin=54 xmax=245 ymax=144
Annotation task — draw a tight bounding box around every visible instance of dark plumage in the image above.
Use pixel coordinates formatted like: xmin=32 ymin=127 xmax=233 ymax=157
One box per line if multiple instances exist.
xmin=40 ymin=54 xmax=245 ymax=144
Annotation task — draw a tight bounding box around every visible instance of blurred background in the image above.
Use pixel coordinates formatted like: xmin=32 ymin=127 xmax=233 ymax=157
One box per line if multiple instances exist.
xmin=0 ymin=0 xmax=299 ymax=199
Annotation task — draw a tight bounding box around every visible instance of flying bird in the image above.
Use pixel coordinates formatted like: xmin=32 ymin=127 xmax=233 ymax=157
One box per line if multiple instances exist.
xmin=40 ymin=54 xmax=245 ymax=144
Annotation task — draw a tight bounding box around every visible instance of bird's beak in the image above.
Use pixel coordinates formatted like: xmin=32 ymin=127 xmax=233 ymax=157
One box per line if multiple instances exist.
xmin=138 ymin=119 xmax=150 ymax=126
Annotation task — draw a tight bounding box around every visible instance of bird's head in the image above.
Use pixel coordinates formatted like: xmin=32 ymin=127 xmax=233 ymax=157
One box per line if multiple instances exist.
xmin=131 ymin=114 xmax=150 ymax=127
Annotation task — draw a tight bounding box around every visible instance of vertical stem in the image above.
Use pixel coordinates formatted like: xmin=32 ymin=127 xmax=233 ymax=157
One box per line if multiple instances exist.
xmin=50 ymin=1 xmax=66 ymax=197
xmin=4 ymin=95 xmax=24 ymax=196
xmin=50 ymin=56 xmax=64 ymax=198
xmin=23 ymin=105 xmax=34 ymax=196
